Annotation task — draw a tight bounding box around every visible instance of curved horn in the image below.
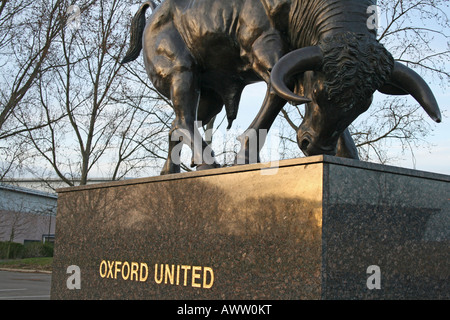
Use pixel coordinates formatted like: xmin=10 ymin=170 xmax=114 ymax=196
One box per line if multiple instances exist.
xmin=381 ymin=62 xmax=442 ymax=123
xmin=270 ymin=46 xmax=323 ymax=105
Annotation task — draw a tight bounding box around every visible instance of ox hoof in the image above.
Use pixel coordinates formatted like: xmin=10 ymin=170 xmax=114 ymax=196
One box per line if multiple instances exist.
xmin=233 ymin=155 xmax=261 ymax=166
xmin=160 ymin=170 xmax=172 ymax=176
xmin=160 ymin=163 xmax=180 ymax=175
xmin=196 ymin=163 xmax=221 ymax=171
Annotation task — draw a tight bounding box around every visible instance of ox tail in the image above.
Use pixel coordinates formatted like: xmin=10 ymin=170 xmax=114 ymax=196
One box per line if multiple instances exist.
xmin=121 ymin=1 xmax=156 ymax=64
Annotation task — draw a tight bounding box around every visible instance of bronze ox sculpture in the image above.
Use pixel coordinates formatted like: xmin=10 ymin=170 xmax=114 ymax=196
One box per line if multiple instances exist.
xmin=122 ymin=0 xmax=441 ymax=175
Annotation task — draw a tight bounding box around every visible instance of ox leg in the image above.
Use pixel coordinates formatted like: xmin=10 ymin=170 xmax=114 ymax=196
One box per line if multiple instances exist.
xmin=162 ymin=71 xmax=220 ymax=174
xmin=336 ymin=128 xmax=360 ymax=160
xmin=235 ymin=86 xmax=286 ymax=164
xmin=235 ymin=28 xmax=286 ymax=164
xmin=161 ymin=120 xmax=182 ymax=175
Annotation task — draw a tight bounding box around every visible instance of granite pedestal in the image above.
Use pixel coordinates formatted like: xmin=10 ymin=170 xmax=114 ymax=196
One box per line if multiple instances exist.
xmin=51 ymin=156 xmax=449 ymax=299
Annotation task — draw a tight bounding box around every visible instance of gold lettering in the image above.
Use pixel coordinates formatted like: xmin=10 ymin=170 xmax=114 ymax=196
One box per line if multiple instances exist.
xmin=130 ymin=262 xmax=139 ymax=281
xmin=165 ymin=264 xmax=174 ymax=285
xmin=107 ymin=260 xmax=114 ymax=278
xmin=99 ymin=260 xmax=107 ymax=278
xmin=122 ymin=261 xmax=130 ymax=280
xmin=192 ymin=266 xmax=201 ymax=288
xmin=140 ymin=263 xmax=148 ymax=282
xmin=181 ymin=265 xmax=191 ymax=286
xmin=99 ymin=260 xmax=214 ymax=289
xmin=203 ymin=267 xmax=214 ymax=289
xmin=154 ymin=264 xmax=163 ymax=284
xmin=114 ymin=261 xmax=122 ymax=279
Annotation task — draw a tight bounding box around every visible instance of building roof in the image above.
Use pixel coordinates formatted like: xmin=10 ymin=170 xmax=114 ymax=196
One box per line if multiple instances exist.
xmin=0 ymin=183 xmax=57 ymax=199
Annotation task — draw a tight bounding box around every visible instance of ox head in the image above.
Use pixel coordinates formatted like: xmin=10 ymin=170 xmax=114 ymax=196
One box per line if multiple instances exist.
xmin=271 ymin=32 xmax=442 ymax=157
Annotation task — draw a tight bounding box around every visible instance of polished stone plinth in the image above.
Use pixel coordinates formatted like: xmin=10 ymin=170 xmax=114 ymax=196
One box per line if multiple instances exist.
xmin=51 ymin=156 xmax=449 ymax=299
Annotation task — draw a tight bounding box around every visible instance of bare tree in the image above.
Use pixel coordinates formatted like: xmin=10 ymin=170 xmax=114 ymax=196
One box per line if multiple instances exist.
xmin=378 ymin=0 xmax=450 ymax=82
xmin=16 ymin=0 xmax=172 ymax=186
xmin=0 ymin=0 xmax=99 ymax=181
xmin=0 ymin=137 xmax=29 ymax=180
xmin=0 ymin=0 xmax=97 ymax=132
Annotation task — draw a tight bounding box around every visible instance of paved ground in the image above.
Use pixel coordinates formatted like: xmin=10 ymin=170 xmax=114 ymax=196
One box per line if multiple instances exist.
xmin=0 ymin=271 xmax=51 ymax=300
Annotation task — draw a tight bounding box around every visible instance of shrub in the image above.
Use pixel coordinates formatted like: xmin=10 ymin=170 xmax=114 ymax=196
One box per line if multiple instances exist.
xmin=0 ymin=241 xmax=25 ymax=259
xmin=23 ymin=242 xmax=54 ymax=258
xmin=41 ymin=242 xmax=54 ymax=257
xmin=23 ymin=242 xmax=44 ymax=258
xmin=0 ymin=241 xmax=54 ymax=259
